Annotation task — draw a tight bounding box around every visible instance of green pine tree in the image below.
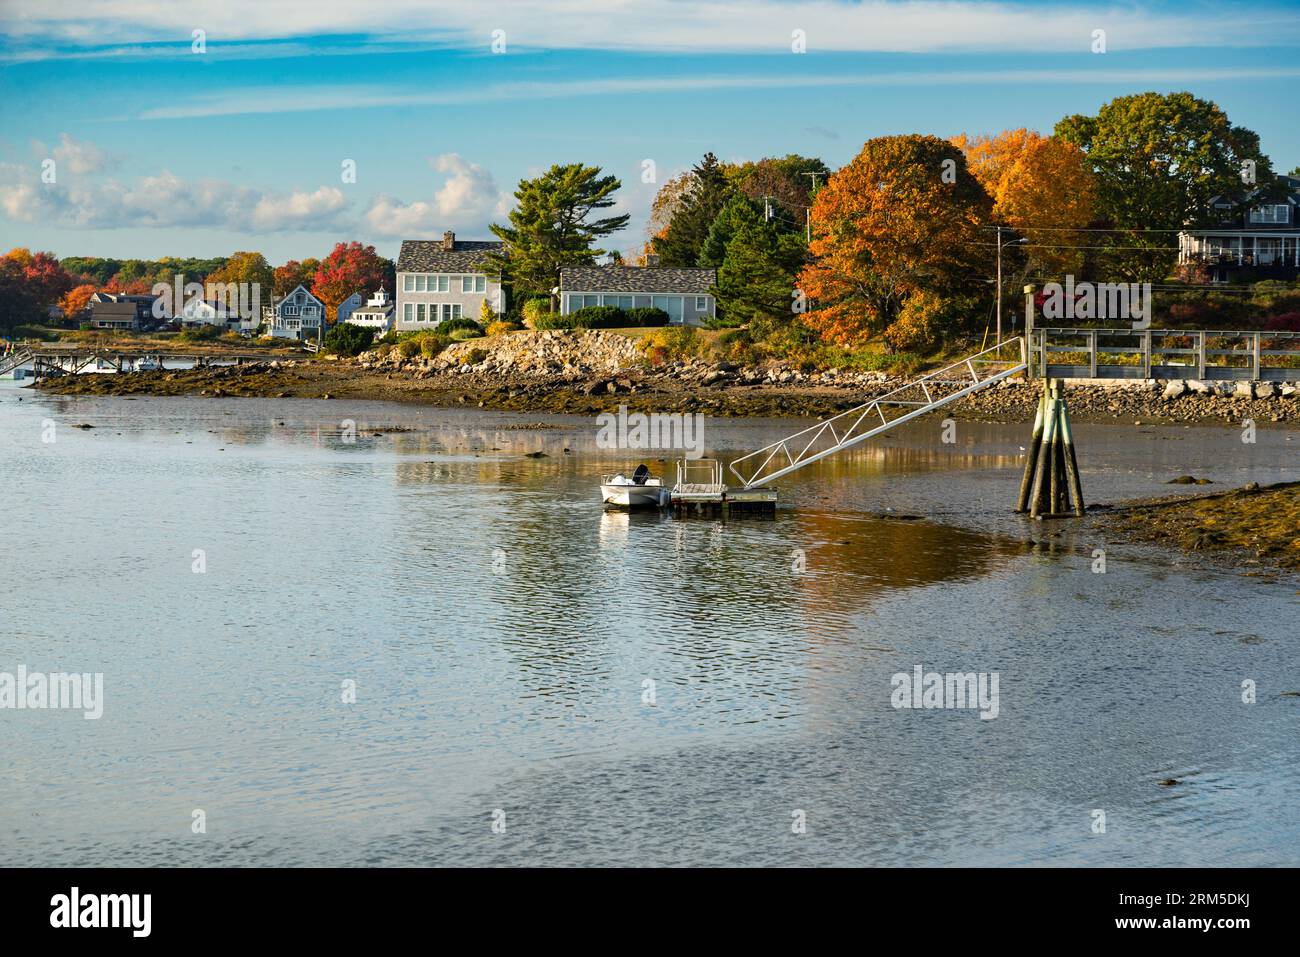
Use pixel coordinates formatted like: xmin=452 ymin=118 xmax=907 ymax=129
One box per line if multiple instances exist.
xmin=654 ymin=152 xmax=733 ymax=267
xmin=712 ymin=205 xmax=806 ymax=333
xmin=486 ymin=164 xmax=629 ymax=299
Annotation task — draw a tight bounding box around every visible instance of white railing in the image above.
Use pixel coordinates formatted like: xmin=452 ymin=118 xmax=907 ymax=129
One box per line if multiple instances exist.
xmin=727 ymin=338 xmax=1027 ymax=488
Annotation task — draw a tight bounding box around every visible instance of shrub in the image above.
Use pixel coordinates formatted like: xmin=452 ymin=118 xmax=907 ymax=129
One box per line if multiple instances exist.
xmin=884 ymin=290 xmax=944 ymax=353
xmin=1264 ymin=312 xmax=1300 ymax=332
xmin=323 ymin=322 xmax=376 ymax=357
xmin=176 ymin=323 xmax=223 ymax=342
xmin=568 ymin=305 xmax=626 ymax=328
xmin=419 ymin=332 xmax=450 ymax=358
xmin=638 ymin=326 xmax=700 ymax=363
xmin=522 ymin=298 xmax=553 ymax=329
xmin=435 ymin=316 xmax=483 ymax=337
xmin=486 ymin=319 xmax=518 ymax=337
xmin=461 ymin=347 xmax=489 ymax=365
xmin=623 ymin=306 xmax=671 ymax=327
xmin=375 ymin=342 xmax=393 ymax=358
xmin=397 ymin=338 xmax=421 ymax=359
xmin=532 ymin=312 xmax=582 ymax=330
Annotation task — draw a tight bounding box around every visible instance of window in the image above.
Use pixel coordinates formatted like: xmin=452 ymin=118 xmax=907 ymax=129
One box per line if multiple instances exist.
xmin=417 ymin=304 xmax=427 ymax=322
xmin=403 ymin=275 xmax=414 ymax=292
xmin=695 ymin=296 xmax=709 ymax=311
xmin=438 ymin=275 xmax=450 ymax=293
xmin=475 ymin=275 xmax=486 ymax=293
xmin=450 ymin=303 xmax=462 ymax=321
xmin=1249 ymin=204 xmax=1290 ymax=224
xmin=403 ymin=303 xmax=414 ymax=322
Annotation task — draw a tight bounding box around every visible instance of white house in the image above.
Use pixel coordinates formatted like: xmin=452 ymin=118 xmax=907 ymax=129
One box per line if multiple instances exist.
xmin=335 ymin=292 xmax=364 ymax=326
xmin=347 ymin=288 xmax=395 ymax=335
xmin=558 ymin=265 xmax=717 ymax=326
xmin=263 ymin=284 xmax=326 ymax=340
xmin=395 ymin=232 xmax=504 ymax=331
xmin=1178 ymin=174 xmax=1300 ymax=282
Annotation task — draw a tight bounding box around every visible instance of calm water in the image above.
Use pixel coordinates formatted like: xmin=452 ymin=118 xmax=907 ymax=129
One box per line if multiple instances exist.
xmin=1 ymin=381 xmax=1297 ymax=867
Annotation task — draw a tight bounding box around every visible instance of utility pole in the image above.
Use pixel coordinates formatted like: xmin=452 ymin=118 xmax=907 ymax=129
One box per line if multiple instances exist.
xmin=996 ymin=224 xmax=1003 ymax=346
xmin=801 ymin=172 xmax=822 ymax=244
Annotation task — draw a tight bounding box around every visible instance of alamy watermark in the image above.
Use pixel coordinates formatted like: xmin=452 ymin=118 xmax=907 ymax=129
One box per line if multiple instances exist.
xmin=596 ymin=404 xmax=704 ymax=458
xmin=1041 ymin=276 xmax=1151 ymax=329
xmin=891 ymin=665 xmax=999 ymax=719
xmin=1 ymin=665 xmax=103 ymax=719
xmin=151 ymin=273 xmax=261 ymax=321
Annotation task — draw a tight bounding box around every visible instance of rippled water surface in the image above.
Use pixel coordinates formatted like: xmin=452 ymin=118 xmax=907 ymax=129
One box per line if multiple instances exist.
xmin=1 ymin=383 xmax=1297 ymax=866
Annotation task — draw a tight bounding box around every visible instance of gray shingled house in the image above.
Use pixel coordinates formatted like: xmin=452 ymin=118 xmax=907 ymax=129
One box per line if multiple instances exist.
xmin=396 ymin=232 xmax=504 ymax=331
xmin=559 ymin=265 xmax=716 ymax=326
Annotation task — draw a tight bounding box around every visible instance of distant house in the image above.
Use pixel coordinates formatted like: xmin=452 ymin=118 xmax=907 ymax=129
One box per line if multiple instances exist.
xmin=346 ymin=288 xmax=395 ymax=335
xmin=558 ymin=265 xmax=717 ymax=326
xmin=180 ymin=297 xmax=257 ymax=333
xmin=1179 ymin=174 xmax=1300 ymax=281
xmin=395 ymin=232 xmax=504 ymax=331
xmin=262 ymin=284 xmax=326 ymax=340
xmin=88 ymin=293 xmax=157 ymax=331
xmin=335 ymin=292 xmax=364 ymax=326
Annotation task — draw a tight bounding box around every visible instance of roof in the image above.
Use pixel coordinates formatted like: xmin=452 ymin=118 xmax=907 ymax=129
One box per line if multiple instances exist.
xmin=397 ymin=239 xmax=503 ymax=273
xmin=353 ymin=304 xmax=394 ymax=316
xmin=271 ymin=284 xmax=323 ymax=307
xmin=91 ymin=301 xmax=143 ymax=315
xmin=560 ymin=266 xmax=716 ymax=295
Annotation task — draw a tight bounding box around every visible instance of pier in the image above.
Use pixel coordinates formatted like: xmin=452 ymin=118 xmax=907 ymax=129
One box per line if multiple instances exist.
xmin=8 ymin=347 xmax=282 ymax=381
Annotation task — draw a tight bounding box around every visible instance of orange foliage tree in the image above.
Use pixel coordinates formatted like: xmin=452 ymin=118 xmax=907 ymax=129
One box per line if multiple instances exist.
xmin=798 ymin=135 xmax=993 ymax=347
xmin=59 ymin=283 xmax=97 ymax=320
xmin=952 ymin=128 xmax=1096 ymax=278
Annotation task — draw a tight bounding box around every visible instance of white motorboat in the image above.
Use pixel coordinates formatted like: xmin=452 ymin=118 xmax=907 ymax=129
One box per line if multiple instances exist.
xmin=601 ymin=464 xmax=670 ymax=508
xmin=135 ymin=357 xmax=161 ymax=371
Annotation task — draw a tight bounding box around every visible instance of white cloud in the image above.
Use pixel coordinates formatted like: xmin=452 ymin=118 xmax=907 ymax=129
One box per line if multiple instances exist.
xmin=36 ymin=133 xmax=109 ymax=175
xmin=0 ymin=157 xmax=353 ymax=232
xmin=250 ymin=186 xmax=349 ymax=231
xmin=2 ymin=0 xmax=1297 ymax=55
xmin=128 ymin=65 xmax=1300 ymax=121
xmin=364 ymin=154 xmax=508 ymax=238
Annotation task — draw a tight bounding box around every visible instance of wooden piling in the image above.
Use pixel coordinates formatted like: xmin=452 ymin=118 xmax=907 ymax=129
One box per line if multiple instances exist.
xmin=1014 ymin=391 xmax=1046 ymax=513
xmin=1022 ymin=378 xmax=1085 ymax=518
xmin=1058 ymin=395 xmax=1086 ymax=517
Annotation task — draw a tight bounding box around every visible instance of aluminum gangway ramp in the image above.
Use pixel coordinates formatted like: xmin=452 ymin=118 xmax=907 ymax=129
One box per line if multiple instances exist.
xmin=0 ymin=347 xmax=33 ymax=376
xmin=728 ymin=338 xmax=1027 ymax=489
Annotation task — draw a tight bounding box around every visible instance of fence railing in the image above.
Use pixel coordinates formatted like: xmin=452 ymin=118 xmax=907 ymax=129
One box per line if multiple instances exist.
xmin=1031 ymin=328 xmax=1300 ymax=381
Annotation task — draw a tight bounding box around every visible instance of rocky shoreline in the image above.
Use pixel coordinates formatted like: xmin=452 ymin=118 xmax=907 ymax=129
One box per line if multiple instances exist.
xmin=33 ymin=329 xmax=1300 ymax=426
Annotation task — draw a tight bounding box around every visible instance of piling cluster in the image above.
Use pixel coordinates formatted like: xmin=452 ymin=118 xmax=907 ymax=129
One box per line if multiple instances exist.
xmin=1016 ymin=379 xmax=1086 ymax=519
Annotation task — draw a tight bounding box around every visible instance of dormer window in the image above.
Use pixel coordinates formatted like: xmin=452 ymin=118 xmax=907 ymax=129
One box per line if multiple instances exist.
xmin=1249 ymin=204 xmax=1290 ymax=224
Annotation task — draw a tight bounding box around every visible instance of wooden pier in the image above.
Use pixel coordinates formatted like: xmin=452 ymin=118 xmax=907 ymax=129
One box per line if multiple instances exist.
xmin=23 ymin=348 xmax=281 ymax=381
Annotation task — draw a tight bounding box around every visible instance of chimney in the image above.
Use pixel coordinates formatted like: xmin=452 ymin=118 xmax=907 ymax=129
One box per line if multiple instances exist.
xmin=644 ymin=253 xmax=660 ymax=267
xmin=442 ymin=230 xmax=455 ymax=251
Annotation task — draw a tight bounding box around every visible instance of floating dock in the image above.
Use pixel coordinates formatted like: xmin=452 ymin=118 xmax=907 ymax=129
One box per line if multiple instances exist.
xmin=669 ymin=459 xmax=777 ymax=516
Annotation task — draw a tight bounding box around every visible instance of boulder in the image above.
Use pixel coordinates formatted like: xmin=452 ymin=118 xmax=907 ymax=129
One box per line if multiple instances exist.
xmin=1161 ymin=380 xmax=1186 ymax=399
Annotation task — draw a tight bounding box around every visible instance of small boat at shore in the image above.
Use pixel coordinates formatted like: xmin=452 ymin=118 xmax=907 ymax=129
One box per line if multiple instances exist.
xmin=601 ymin=463 xmax=670 ymax=508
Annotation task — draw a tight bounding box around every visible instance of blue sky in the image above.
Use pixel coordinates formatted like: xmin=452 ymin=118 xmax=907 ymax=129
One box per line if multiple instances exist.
xmin=1 ymin=0 xmax=1297 ymax=265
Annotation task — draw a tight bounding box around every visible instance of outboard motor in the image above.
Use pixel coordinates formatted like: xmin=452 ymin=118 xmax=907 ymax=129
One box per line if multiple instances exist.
xmin=632 ymin=463 xmax=650 ymax=485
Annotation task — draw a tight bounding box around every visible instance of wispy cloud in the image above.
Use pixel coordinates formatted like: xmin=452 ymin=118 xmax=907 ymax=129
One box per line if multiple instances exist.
xmin=4 ymin=0 xmax=1299 ymax=57
xmin=132 ymin=66 xmax=1300 ymax=121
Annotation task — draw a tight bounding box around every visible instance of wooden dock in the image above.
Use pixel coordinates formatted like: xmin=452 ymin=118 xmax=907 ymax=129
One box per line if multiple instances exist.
xmin=669 ymin=460 xmax=777 ymax=516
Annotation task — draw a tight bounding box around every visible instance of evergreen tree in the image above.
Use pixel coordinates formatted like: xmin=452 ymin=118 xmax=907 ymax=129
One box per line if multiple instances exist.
xmin=653 ymin=152 xmax=733 ymax=267
xmin=712 ymin=205 xmax=806 ymax=332
xmin=486 ymin=164 xmax=629 ymax=298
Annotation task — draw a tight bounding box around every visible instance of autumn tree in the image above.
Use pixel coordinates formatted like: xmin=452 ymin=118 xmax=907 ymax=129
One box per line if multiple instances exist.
xmin=646 ymin=171 xmax=694 ymax=243
xmin=311 ymin=243 xmax=389 ymax=321
xmin=206 ymin=251 xmax=274 ymax=304
xmin=653 ymin=152 xmax=733 ymax=267
xmin=59 ymin=283 xmax=97 ymax=321
xmin=1056 ymin=92 xmax=1274 ymax=281
xmin=798 ymin=135 xmax=994 ymax=348
xmin=274 ymin=258 xmax=319 ymax=297
xmin=953 ymin=129 xmax=1096 ymax=279
xmin=486 ymin=164 xmax=629 ymax=299
xmin=726 ymin=154 xmax=829 ymax=229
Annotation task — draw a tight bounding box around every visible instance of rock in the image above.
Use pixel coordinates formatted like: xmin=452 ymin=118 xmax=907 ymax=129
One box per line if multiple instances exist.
xmin=1234 ymin=381 xmax=1255 ymax=399
xmin=1186 ymin=380 xmax=1211 ymax=394
xmin=1162 ymin=380 xmax=1186 ymax=400
xmin=1167 ymin=475 xmax=1213 ymax=485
